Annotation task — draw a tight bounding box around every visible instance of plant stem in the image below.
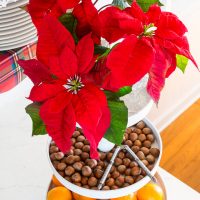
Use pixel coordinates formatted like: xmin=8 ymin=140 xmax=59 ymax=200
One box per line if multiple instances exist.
xmin=98 ymin=4 xmax=112 ymax=12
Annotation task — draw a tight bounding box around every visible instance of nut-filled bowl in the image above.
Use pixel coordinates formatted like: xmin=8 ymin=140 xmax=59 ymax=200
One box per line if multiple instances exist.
xmin=47 ymin=117 xmax=162 ymax=199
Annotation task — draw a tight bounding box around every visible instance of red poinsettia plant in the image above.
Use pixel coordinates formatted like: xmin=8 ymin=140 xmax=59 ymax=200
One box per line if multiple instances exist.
xmin=19 ymin=0 xmax=197 ymax=159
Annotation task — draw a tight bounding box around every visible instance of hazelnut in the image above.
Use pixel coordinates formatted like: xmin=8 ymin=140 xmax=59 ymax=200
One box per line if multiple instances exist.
xmin=131 ymin=166 xmax=141 ymax=176
xmin=136 ymin=151 xmax=145 ymax=160
xmin=71 ymin=172 xmax=81 ymax=183
xmin=141 ymin=169 xmax=146 ymax=176
xmin=91 ymin=186 xmax=98 ymax=190
xmin=138 ymin=134 xmax=146 ymax=142
xmin=98 ymin=161 xmax=105 ymax=168
xmin=107 ymin=152 xmax=113 ymax=161
xmin=55 ymin=152 xmax=64 ymax=160
xmin=123 ymin=183 xmax=130 ymax=187
xmin=71 ymin=138 xmax=76 ymax=145
xmin=123 ymin=133 xmax=129 ymax=140
xmin=75 ymin=142 xmax=84 ymax=149
xmin=83 ymin=185 xmax=89 ymax=189
xmin=86 ymin=159 xmax=97 ymax=169
xmin=106 ymin=178 xmax=115 ymax=187
xmin=134 ymin=140 xmax=142 ymax=147
xmin=65 ymin=166 xmax=75 ymax=176
xmin=143 ymin=127 xmax=151 ymax=134
xmin=77 ymin=135 xmax=85 ymax=142
xmin=115 ymin=176 xmax=124 ymax=187
xmin=123 ymin=158 xmax=131 ymax=167
xmin=50 ymin=153 xmax=57 ymax=161
xmin=58 ymin=171 xmax=65 ymax=177
xmin=112 ymin=171 xmax=120 ymax=178
xmin=57 ymin=163 xmax=67 ymax=171
xmin=125 ymin=176 xmax=134 ymax=184
xmin=140 ymin=147 xmax=150 ymax=155
xmin=135 ymin=175 xmax=144 ymax=182
xmin=143 ymin=140 xmax=152 ymax=148
xmin=124 ymin=140 xmax=133 ymax=147
xmin=66 ymin=155 xmax=76 ymax=164
xmin=82 ymin=166 xmax=92 ymax=177
xmin=125 ymin=168 xmax=131 ymax=176
xmin=75 ymin=182 xmax=82 ymax=187
xmin=118 ymin=152 xmax=125 ymax=159
xmin=136 ymin=121 xmax=146 ymax=129
xmin=81 ymin=152 xmax=89 ymax=161
xmin=110 ymin=166 xmax=116 ymax=173
xmin=83 ymin=140 xmax=90 ymax=145
xmin=146 ymin=154 xmax=155 ymax=164
xmin=141 ymin=160 xmax=149 ymax=166
xmin=65 ymin=149 xmax=74 ymax=156
xmin=88 ymin=177 xmax=97 ymax=187
xmin=131 ymin=146 xmax=140 ymax=153
xmin=147 ymin=164 xmax=154 ymax=171
xmin=150 ymin=148 xmax=160 ymax=158
xmin=130 ymin=161 xmax=138 ymax=168
xmin=117 ymin=165 xmax=126 ymax=173
xmin=102 ymin=186 xmax=110 ymax=190
xmin=99 ymin=152 xmax=107 ymax=160
xmin=82 ymin=145 xmax=90 ymax=152
xmin=74 ymin=149 xmax=82 ymax=156
xmin=73 ymin=130 xmax=81 ymax=138
xmin=50 ymin=141 xmax=56 ymax=146
xmin=74 ymin=155 xmax=81 ymax=162
xmin=65 ymin=176 xmax=71 ymax=182
xmin=52 ymin=160 xmax=59 ymax=169
xmin=129 ymin=132 xmax=138 ymax=142
xmin=135 ymin=128 xmax=142 ymax=134
xmin=115 ymin=158 xmax=123 ymax=166
xmin=125 ymin=152 xmax=132 ymax=159
xmin=147 ymin=134 xmax=155 ymax=142
xmin=111 ymin=185 xmax=119 ymax=190
xmin=49 ymin=146 xmax=59 ymax=154
xmin=94 ymin=169 xmax=104 ymax=179
xmin=81 ymin=177 xmax=88 ymax=185
xmin=73 ymin=162 xmax=83 ymax=171
xmin=126 ymin=128 xmax=132 ymax=134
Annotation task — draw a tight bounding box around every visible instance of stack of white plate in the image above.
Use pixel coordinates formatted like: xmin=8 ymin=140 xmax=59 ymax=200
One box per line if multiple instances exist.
xmin=0 ymin=0 xmax=37 ymax=51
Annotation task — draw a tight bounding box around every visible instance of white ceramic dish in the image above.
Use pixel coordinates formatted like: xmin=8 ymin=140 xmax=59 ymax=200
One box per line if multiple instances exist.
xmin=0 ymin=31 xmax=36 ymax=45
xmin=0 ymin=10 xmax=28 ymax=23
xmin=0 ymin=17 xmax=30 ymax=31
xmin=0 ymin=36 xmax=37 ymax=50
xmin=0 ymin=14 xmax=30 ymax=27
xmin=0 ymin=7 xmax=22 ymax=18
xmin=0 ymin=25 xmax=35 ymax=40
xmin=0 ymin=0 xmax=28 ymax=10
xmin=47 ymin=117 xmax=162 ymax=199
xmin=0 ymin=6 xmax=18 ymax=15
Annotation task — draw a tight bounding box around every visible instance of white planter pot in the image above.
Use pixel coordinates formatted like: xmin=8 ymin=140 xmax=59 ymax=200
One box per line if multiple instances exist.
xmin=47 ymin=117 xmax=162 ymax=199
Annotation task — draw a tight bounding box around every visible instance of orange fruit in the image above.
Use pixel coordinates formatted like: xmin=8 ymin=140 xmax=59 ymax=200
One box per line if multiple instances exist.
xmin=52 ymin=175 xmax=63 ymax=186
xmin=47 ymin=186 xmax=72 ymax=200
xmin=137 ymin=183 xmax=164 ymax=200
xmin=111 ymin=193 xmax=137 ymax=200
xmin=72 ymin=192 xmax=96 ymax=200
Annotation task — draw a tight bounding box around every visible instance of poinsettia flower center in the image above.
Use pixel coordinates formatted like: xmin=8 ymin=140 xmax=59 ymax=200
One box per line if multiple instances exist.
xmin=63 ymin=75 xmax=84 ymax=94
xmin=142 ymin=23 xmax=157 ymax=37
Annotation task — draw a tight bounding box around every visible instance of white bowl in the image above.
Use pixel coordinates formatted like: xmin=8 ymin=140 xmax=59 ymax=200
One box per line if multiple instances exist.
xmin=47 ymin=117 xmax=162 ymax=199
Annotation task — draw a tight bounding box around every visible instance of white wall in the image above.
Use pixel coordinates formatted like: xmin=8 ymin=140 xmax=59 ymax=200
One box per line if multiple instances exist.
xmin=147 ymin=0 xmax=200 ymax=131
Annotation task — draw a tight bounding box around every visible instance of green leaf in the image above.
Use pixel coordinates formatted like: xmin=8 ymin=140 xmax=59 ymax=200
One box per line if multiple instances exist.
xmin=59 ymin=13 xmax=78 ymax=43
xmin=104 ymin=86 xmax=132 ymax=101
xmin=94 ymin=45 xmax=109 ymax=55
xmin=176 ymin=54 xmax=189 ymax=73
xmin=116 ymin=86 xmax=132 ymax=97
xmin=25 ymin=103 xmax=47 ymax=136
xmin=127 ymin=0 xmax=163 ymax=12
xmin=112 ymin=0 xmax=127 ymax=9
xmin=104 ymin=100 xmax=128 ymax=145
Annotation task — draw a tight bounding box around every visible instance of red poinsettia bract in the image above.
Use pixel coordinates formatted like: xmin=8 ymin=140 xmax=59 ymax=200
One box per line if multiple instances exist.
xmin=73 ymin=0 xmax=101 ymax=44
xmin=99 ymin=2 xmax=198 ymax=102
xmin=18 ymin=16 xmax=110 ymax=159
xmin=28 ymin=0 xmax=80 ymax=30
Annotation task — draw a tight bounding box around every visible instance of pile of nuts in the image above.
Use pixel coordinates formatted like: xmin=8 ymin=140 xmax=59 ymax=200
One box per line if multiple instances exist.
xmin=49 ymin=120 xmax=160 ymax=190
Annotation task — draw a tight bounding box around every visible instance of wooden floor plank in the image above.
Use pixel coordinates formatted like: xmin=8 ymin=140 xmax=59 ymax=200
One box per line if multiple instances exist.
xmin=160 ymin=98 xmax=200 ymax=192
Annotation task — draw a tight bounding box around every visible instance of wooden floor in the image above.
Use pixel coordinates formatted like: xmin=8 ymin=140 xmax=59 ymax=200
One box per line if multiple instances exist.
xmin=160 ymin=98 xmax=200 ymax=192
